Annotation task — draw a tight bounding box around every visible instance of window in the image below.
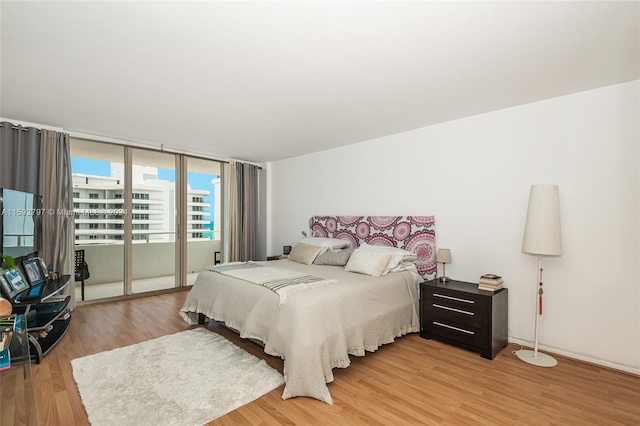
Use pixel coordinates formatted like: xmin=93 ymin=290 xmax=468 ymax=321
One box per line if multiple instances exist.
xmin=71 ymin=138 xmax=126 ymax=300
xmin=132 ymin=193 xmax=150 ymax=200
xmin=71 ymin=138 xmax=224 ymax=301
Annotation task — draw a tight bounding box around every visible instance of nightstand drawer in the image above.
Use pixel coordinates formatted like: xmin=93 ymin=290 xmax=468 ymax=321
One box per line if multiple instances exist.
xmin=424 ymin=299 xmax=485 ymax=329
xmin=426 ymin=287 xmax=487 ymax=307
xmin=425 ymin=320 xmax=487 ymax=348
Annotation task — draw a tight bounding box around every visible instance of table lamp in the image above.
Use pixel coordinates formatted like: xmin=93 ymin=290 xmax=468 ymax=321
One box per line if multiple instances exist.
xmin=436 ymin=249 xmax=452 ymax=282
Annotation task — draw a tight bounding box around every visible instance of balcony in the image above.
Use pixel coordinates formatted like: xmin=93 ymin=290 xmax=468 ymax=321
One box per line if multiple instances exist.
xmin=74 ymin=239 xmax=220 ymax=301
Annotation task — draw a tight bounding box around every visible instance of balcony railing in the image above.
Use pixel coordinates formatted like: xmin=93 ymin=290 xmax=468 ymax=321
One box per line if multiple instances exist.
xmin=75 ymin=239 xmax=220 ymax=286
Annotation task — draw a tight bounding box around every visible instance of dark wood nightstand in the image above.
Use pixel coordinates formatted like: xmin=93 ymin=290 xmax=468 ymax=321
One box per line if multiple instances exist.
xmin=420 ymin=279 xmax=508 ymax=360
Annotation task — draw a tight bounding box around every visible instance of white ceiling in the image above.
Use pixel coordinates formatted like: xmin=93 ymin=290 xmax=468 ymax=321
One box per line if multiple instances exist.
xmin=1 ymin=1 xmax=638 ymax=163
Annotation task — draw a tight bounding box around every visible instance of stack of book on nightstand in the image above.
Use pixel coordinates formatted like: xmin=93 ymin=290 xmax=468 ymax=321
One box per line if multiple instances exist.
xmin=478 ymin=274 xmax=504 ymax=291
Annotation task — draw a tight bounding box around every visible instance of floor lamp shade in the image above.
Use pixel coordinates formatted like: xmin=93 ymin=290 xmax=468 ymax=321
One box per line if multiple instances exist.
xmin=517 ymin=184 xmax=562 ymax=367
xmin=522 ymin=185 xmax=562 ymax=256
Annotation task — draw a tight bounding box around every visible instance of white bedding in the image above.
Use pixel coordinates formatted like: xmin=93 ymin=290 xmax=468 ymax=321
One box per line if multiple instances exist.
xmin=208 ymin=261 xmax=336 ymax=305
xmin=180 ymin=259 xmax=420 ymax=404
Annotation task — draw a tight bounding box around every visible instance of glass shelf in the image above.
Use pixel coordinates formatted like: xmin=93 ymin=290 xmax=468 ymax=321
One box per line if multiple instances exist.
xmin=0 ymin=314 xmax=37 ymax=425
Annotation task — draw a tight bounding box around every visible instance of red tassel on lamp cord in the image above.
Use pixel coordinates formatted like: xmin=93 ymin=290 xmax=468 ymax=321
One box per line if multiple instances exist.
xmin=539 ymin=267 xmax=544 ymax=315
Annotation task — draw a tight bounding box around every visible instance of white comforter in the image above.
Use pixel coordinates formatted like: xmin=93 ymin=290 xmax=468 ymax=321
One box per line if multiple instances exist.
xmin=179 ymin=259 xmax=420 ymax=404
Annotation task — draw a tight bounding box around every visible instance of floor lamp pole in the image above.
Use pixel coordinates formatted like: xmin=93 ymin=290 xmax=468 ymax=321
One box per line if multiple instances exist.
xmin=515 ymin=254 xmax=558 ymax=367
xmin=533 ymin=255 xmax=541 ymax=356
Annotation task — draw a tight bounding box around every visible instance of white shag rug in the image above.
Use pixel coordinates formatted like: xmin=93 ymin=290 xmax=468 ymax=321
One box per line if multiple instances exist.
xmin=71 ymin=327 xmax=284 ymax=426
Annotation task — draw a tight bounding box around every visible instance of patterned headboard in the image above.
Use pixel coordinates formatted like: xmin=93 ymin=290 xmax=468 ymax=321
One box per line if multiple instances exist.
xmin=309 ymin=216 xmax=436 ymax=281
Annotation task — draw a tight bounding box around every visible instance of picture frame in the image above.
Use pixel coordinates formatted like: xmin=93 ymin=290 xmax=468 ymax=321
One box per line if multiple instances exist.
xmin=283 ymin=245 xmax=292 ymax=255
xmin=4 ymin=268 xmax=28 ymax=293
xmin=36 ymin=257 xmax=49 ymax=279
xmin=21 ymin=258 xmax=46 ymax=286
xmin=0 ymin=274 xmax=13 ymax=298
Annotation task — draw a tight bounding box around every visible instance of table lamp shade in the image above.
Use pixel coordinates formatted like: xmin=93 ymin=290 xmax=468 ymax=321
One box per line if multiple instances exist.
xmin=436 ymin=249 xmax=452 ymax=264
xmin=522 ymin=185 xmax=562 ymax=256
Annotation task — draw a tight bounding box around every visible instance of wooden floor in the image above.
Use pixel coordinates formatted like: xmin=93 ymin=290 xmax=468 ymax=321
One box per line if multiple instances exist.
xmin=33 ymin=290 xmax=640 ymax=425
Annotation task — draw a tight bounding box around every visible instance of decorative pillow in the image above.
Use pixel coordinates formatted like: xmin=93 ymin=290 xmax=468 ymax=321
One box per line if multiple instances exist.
xmin=358 ymin=243 xmax=417 ymax=275
xmin=344 ymin=250 xmax=392 ymax=277
xmin=313 ymin=248 xmax=355 ymax=266
xmin=300 ymin=237 xmax=349 ymax=254
xmin=288 ymin=243 xmax=323 ymax=265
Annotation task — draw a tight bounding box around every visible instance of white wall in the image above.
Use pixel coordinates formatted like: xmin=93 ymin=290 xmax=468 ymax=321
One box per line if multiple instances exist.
xmin=268 ymin=80 xmax=640 ymax=373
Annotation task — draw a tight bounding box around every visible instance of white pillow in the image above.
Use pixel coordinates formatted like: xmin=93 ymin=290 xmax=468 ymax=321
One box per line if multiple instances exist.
xmin=358 ymin=243 xmax=417 ymax=275
xmin=300 ymin=237 xmax=349 ymax=255
xmin=344 ymin=250 xmax=392 ymax=277
xmin=288 ymin=243 xmax=323 ymax=265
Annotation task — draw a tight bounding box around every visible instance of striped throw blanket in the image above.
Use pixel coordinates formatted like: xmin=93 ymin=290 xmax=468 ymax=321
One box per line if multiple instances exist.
xmin=208 ymin=262 xmax=335 ymax=305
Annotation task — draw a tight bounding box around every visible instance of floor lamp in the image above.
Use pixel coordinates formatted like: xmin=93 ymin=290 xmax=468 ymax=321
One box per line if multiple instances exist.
xmin=515 ymin=184 xmax=562 ymax=367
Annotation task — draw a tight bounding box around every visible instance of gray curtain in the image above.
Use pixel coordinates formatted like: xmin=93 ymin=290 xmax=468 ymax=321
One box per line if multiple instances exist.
xmin=228 ymin=160 xmax=259 ymax=262
xmin=0 ymin=122 xmax=75 ymax=309
xmin=39 ymin=130 xmax=75 ymax=308
xmin=0 ymin=122 xmax=41 ymax=193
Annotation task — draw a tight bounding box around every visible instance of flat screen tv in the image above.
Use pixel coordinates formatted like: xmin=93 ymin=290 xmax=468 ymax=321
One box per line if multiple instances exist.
xmin=0 ymin=188 xmax=43 ymax=259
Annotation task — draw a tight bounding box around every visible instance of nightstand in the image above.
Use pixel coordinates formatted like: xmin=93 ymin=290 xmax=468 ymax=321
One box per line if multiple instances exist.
xmin=420 ymin=279 xmax=508 ymax=360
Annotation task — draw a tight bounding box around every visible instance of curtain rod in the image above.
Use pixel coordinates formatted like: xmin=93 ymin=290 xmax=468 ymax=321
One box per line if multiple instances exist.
xmin=71 ymin=135 xmax=263 ymax=170
xmin=0 ymin=123 xmax=42 ymax=133
xmin=1 ymin=123 xmax=262 ymax=170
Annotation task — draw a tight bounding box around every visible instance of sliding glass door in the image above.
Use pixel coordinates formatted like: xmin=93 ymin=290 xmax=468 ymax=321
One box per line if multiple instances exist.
xmin=71 ymin=138 xmax=223 ymax=301
xmin=184 ymin=157 xmax=222 ymax=286
xmin=130 ymin=149 xmax=177 ymax=294
xmin=70 ymin=139 xmax=126 ymax=300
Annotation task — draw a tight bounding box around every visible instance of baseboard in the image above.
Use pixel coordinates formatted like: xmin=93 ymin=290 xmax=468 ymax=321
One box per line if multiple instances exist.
xmin=509 ymin=337 xmax=640 ymax=376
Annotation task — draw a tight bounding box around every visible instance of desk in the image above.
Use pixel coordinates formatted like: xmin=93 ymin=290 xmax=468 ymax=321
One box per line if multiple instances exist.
xmin=11 ymin=275 xmax=71 ymax=363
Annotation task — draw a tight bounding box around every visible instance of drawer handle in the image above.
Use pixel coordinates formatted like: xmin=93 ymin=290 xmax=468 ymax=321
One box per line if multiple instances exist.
xmin=432 ymin=322 xmax=475 ymax=335
xmin=433 ymin=293 xmax=475 ymax=304
xmin=433 ymin=304 xmax=474 ymax=315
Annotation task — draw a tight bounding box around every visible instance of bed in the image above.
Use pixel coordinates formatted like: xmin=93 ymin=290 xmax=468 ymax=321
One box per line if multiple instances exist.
xmin=180 ymin=215 xmax=436 ymax=404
